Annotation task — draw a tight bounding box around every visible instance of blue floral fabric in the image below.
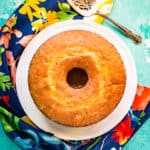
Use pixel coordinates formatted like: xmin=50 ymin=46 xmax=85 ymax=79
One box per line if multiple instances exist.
xmin=0 ymin=0 xmax=150 ymax=150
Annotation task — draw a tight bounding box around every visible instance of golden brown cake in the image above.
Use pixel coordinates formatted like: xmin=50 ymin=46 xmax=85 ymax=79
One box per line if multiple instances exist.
xmin=28 ymin=30 xmax=126 ymax=127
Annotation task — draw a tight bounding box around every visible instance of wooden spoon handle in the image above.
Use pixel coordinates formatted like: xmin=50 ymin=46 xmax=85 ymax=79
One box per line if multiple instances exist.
xmin=97 ymin=11 xmax=142 ymax=44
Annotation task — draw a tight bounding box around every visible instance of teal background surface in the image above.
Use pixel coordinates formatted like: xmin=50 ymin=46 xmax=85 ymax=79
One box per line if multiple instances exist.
xmin=0 ymin=0 xmax=150 ymax=149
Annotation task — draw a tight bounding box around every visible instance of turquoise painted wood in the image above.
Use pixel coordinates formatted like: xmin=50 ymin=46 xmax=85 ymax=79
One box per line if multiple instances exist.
xmin=0 ymin=0 xmax=150 ymax=149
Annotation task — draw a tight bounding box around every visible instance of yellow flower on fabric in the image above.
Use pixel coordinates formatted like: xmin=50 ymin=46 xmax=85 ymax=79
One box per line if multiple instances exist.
xmin=21 ymin=116 xmax=37 ymax=128
xmin=32 ymin=19 xmax=44 ymax=33
xmin=32 ymin=11 xmax=58 ymax=33
xmin=19 ymin=0 xmax=46 ymax=21
xmin=43 ymin=11 xmax=58 ymax=28
xmin=32 ymin=7 xmax=47 ymax=19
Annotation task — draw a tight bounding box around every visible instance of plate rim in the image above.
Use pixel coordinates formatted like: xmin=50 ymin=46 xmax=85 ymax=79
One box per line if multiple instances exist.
xmin=16 ymin=20 xmax=137 ymax=140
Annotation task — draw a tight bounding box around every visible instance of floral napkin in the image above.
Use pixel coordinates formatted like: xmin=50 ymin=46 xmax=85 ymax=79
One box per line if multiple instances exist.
xmin=0 ymin=0 xmax=150 ymax=150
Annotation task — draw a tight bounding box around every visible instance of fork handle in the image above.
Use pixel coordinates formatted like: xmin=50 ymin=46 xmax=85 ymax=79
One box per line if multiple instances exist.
xmin=97 ymin=11 xmax=142 ymax=44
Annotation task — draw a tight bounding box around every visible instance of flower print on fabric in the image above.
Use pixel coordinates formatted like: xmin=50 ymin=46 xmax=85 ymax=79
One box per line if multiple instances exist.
xmin=112 ymin=116 xmax=135 ymax=145
xmin=0 ymin=95 xmax=10 ymax=108
xmin=0 ymin=107 xmax=20 ymax=133
xmin=132 ymin=85 xmax=150 ymax=111
xmin=6 ymin=51 xmax=20 ymax=86
xmin=19 ymin=0 xmax=77 ymax=33
xmin=31 ymin=2 xmax=77 ymax=33
xmin=31 ymin=10 xmax=59 ymax=33
xmin=21 ymin=115 xmax=37 ymax=128
xmin=0 ymin=72 xmax=12 ymax=92
xmin=0 ymin=106 xmax=73 ymax=150
xmin=0 ymin=47 xmax=5 ymax=66
xmin=19 ymin=0 xmax=46 ymax=21
xmin=17 ymin=34 xmax=35 ymax=47
xmin=0 ymin=15 xmax=22 ymax=49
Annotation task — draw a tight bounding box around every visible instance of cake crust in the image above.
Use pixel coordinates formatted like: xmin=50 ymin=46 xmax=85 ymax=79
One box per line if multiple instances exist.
xmin=28 ymin=30 xmax=126 ymax=127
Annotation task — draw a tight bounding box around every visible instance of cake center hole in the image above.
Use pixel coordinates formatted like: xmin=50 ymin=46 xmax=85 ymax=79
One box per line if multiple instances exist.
xmin=67 ymin=68 xmax=88 ymax=89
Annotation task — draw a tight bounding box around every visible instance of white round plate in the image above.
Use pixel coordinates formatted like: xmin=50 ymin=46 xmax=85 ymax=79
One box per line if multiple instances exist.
xmin=16 ymin=20 xmax=137 ymax=140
